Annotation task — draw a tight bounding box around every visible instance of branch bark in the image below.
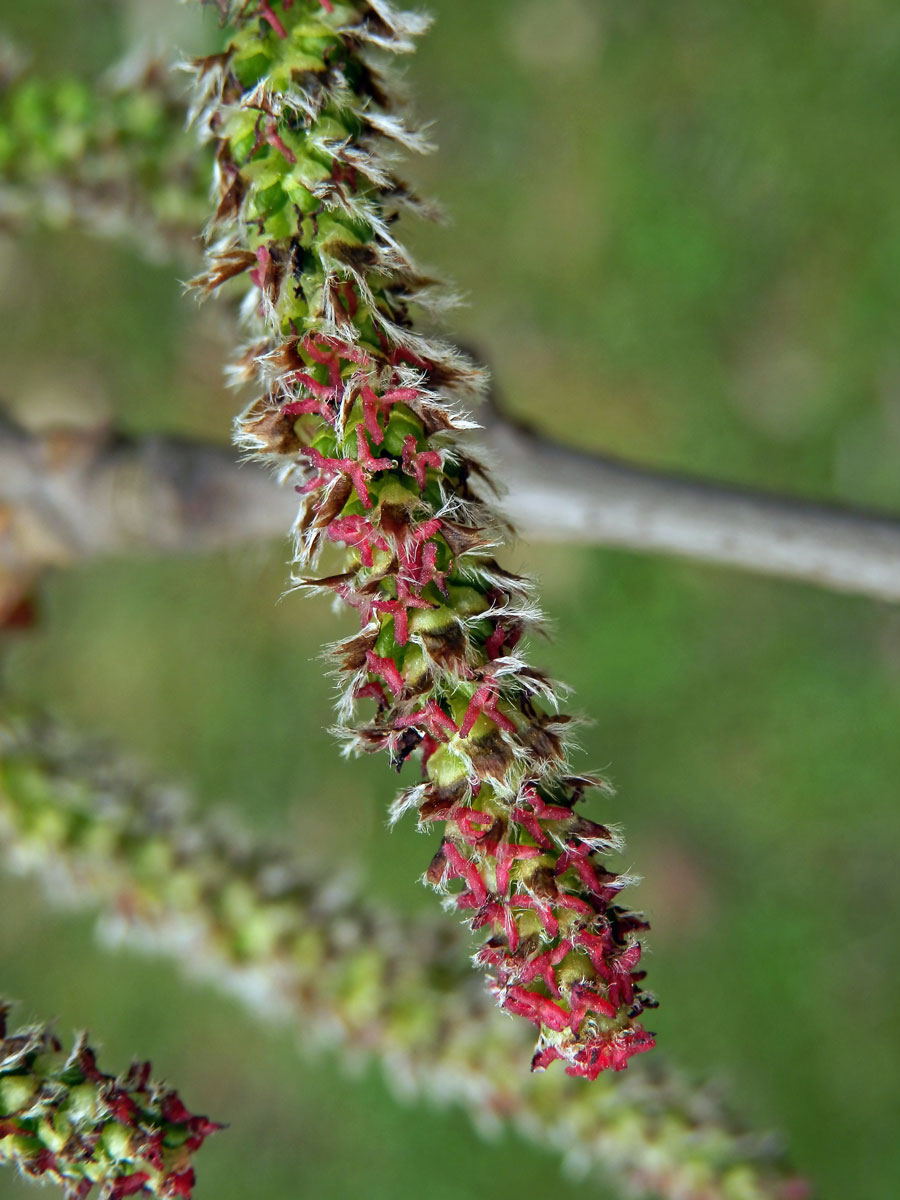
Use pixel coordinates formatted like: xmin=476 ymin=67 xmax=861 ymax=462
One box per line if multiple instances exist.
xmin=489 ymin=409 xmax=900 ymax=603
xmin=3 ymin=405 xmax=899 ymax=604
xmin=3 ymin=63 xmax=897 ymax=605
xmin=0 ymin=410 xmax=295 ymax=569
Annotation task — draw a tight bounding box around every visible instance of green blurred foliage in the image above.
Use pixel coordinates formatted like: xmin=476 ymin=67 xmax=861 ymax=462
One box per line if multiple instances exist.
xmin=1 ymin=1 xmax=899 ymax=1197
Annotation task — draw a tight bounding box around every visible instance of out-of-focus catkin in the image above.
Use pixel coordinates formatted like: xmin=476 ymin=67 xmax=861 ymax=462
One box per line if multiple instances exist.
xmin=0 ymin=712 xmax=808 ymax=1200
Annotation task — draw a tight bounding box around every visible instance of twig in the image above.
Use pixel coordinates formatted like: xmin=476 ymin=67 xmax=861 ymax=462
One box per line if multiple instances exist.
xmin=489 ymin=406 xmax=900 ymax=603
xmin=2 ymin=57 xmax=895 ymax=606
xmin=2 ymin=407 xmax=899 ymax=604
xmin=0 ymin=411 xmax=295 ymax=570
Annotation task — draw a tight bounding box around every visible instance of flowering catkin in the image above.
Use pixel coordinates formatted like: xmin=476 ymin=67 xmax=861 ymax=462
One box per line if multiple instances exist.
xmin=0 ymin=712 xmax=809 ymax=1200
xmin=0 ymin=55 xmax=209 ymax=259
xmin=190 ymin=0 xmax=654 ymax=1080
xmin=0 ymin=1000 xmax=218 ymax=1199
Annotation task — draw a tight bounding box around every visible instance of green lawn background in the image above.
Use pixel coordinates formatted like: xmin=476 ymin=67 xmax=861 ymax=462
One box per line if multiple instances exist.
xmin=1 ymin=1 xmax=899 ymax=1197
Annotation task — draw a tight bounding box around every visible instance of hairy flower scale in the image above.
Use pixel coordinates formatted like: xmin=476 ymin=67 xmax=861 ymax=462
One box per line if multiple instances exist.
xmin=0 ymin=1004 xmax=218 ymax=1199
xmin=190 ymin=0 xmax=655 ymax=1077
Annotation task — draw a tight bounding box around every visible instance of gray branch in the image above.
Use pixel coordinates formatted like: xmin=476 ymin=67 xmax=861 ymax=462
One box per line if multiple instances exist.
xmin=489 ymin=411 xmax=900 ymax=603
xmin=0 ymin=412 xmax=294 ymax=568
xmin=2 ymin=406 xmax=899 ymax=604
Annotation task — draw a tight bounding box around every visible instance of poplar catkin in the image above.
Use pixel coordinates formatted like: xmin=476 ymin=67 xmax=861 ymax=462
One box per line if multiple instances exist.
xmin=0 ymin=56 xmax=209 ymax=258
xmin=0 ymin=998 xmax=218 ymax=1199
xmin=0 ymin=712 xmax=808 ymax=1200
xmin=190 ymin=0 xmax=653 ymax=1081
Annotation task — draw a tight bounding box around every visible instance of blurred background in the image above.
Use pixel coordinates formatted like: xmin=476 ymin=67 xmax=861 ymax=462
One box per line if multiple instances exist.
xmin=1 ymin=0 xmax=899 ymax=1196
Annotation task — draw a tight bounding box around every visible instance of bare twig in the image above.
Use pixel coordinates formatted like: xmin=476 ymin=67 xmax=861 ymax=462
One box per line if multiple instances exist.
xmin=486 ymin=407 xmax=900 ymax=603
xmin=3 ymin=54 xmax=897 ymax=605
xmin=2 ymin=405 xmax=899 ymax=603
xmin=0 ymin=411 xmax=295 ymax=570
